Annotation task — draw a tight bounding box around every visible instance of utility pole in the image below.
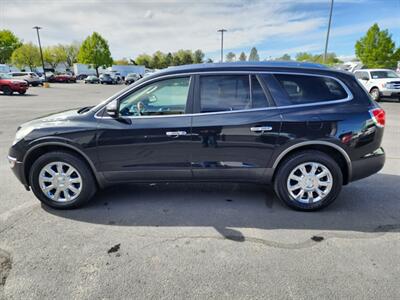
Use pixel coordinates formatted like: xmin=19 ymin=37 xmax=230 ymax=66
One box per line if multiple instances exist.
xmin=33 ymin=26 xmax=46 ymax=81
xmin=323 ymin=0 xmax=334 ymax=64
xmin=217 ymin=29 xmax=227 ymax=63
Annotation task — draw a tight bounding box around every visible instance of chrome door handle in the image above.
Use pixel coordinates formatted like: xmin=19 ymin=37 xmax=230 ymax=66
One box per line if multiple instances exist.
xmin=166 ymin=131 xmax=187 ymax=137
xmin=250 ymin=126 xmax=272 ymax=132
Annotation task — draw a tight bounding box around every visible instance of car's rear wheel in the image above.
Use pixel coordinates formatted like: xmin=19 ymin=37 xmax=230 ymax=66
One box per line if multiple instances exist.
xmin=2 ymin=86 xmax=13 ymax=95
xmin=370 ymin=88 xmax=380 ymax=101
xmin=274 ymin=150 xmax=343 ymax=211
xmin=29 ymin=151 xmax=97 ymax=209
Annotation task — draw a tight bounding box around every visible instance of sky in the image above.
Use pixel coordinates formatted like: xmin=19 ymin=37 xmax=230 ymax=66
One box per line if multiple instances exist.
xmin=1 ymin=0 xmax=399 ymax=62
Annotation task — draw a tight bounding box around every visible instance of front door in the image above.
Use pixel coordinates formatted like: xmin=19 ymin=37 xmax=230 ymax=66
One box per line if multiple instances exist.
xmin=190 ymin=74 xmax=282 ymax=181
xmin=96 ymin=76 xmax=194 ymax=182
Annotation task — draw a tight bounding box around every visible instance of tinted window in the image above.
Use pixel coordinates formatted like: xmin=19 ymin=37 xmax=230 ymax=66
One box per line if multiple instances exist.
xmin=119 ymin=77 xmax=190 ymax=116
xmin=251 ymin=75 xmax=269 ymax=108
xmin=200 ymin=75 xmax=250 ymax=112
xmin=274 ymin=74 xmax=348 ymax=104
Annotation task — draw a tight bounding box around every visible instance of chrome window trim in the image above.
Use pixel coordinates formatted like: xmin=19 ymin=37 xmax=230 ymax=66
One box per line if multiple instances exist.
xmin=94 ymin=70 xmax=353 ymax=120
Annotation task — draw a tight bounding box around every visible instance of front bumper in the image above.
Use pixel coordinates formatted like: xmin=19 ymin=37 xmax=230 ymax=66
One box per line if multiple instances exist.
xmin=350 ymin=147 xmax=385 ymax=182
xmin=7 ymin=155 xmax=29 ymax=190
xmin=381 ymin=88 xmax=400 ymax=98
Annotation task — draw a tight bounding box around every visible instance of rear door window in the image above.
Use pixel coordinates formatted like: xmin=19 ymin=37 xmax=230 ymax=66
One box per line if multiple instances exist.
xmin=198 ymin=75 xmax=269 ymax=113
xmin=274 ymin=74 xmax=348 ymax=105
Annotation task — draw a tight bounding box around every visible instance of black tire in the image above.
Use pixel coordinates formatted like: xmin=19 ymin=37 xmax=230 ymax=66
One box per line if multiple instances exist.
xmin=274 ymin=150 xmax=343 ymax=211
xmin=2 ymin=86 xmax=13 ymax=95
xmin=370 ymin=88 xmax=380 ymax=102
xmin=18 ymin=90 xmax=26 ymax=95
xmin=29 ymin=151 xmax=97 ymax=209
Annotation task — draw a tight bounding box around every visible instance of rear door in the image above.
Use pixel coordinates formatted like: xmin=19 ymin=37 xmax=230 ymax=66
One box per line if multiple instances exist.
xmin=190 ymin=73 xmax=282 ymax=181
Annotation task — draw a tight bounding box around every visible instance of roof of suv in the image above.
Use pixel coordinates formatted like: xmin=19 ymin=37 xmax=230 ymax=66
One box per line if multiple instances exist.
xmin=147 ymin=61 xmax=350 ymax=79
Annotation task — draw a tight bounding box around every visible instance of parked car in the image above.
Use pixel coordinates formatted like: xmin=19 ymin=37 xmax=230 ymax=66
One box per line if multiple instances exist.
xmin=354 ymin=69 xmax=400 ymax=101
xmin=8 ymin=62 xmax=385 ymax=211
xmin=84 ymin=75 xmax=100 ymax=84
xmin=99 ymin=73 xmax=116 ymax=84
xmin=9 ymin=72 xmax=42 ymax=86
xmin=125 ymin=73 xmax=141 ymax=85
xmin=0 ymin=73 xmax=29 ymax=95
xmin=76 ymin=74 xmax=89 ymax=81
xmin=49 ymin=74 xmax=76 ymax=83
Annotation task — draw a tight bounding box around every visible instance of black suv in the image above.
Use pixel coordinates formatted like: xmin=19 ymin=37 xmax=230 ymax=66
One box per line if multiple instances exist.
xmin=8 ymin=62 xmax=385 ymax=211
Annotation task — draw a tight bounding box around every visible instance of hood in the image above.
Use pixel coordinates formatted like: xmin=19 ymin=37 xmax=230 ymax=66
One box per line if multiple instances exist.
xmin=19 ymin=108 xmax=81 ymax=129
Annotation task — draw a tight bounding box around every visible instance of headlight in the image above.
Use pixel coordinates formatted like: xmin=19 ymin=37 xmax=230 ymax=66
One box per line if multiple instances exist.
xmin=13 ymin=127 xmax=34 ymax=145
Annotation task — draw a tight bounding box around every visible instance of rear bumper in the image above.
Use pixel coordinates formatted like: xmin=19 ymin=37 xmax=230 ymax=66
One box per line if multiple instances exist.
xmin=350 ymin=147 xmax=385 ymax=182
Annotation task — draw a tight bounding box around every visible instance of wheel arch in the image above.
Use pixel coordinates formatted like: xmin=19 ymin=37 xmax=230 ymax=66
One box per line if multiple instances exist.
xmin=23 ymin=142 xmax=102 ymax=188
xmin=272 ymin=141 xmax=352 ymax=185
xmin=369 ymin=86 xmax=379 ymax=93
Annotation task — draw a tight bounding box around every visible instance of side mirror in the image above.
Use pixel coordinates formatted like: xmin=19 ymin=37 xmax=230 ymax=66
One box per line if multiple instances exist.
xmin=106 ymin=100 xmax=118 ymax=118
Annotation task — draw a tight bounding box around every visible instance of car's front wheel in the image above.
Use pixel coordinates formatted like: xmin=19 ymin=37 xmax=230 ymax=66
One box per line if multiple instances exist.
xmin=29 ymin=151 xmax=97 ymax=209
xmin=274 ymin=150 xmax=343 ymax=211
xmin=370 ymin=88 xmax=380 ymax=101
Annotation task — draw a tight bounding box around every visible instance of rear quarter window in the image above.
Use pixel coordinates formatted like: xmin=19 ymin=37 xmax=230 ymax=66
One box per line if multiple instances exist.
xmin=274 ymin=74 xmax=348 ymax=105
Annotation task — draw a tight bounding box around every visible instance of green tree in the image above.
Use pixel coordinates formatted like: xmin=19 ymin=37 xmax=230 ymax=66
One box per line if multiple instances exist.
xmin=11 ymin=42 xmax=40 ymax=71
xmin=174 ymin=50 xmax=193 ymax=65
xmin=248 ymin=47 xmax=259 ymax=61
xmin=193 ymin=49 xmax=204 ymax=64
xmin=0 ymin=30 xmax=22 ymax=64
xmin=151 ymin=51 xmax=167 ymax=69
xmin=61 ymin=42 xmax=80 ymax=69
xmin=135 ymin=54 xmax=152 ymax=68
xmin=226 ymin=52 xmax=236 ymax=62
xmin=296 ymin=52 xmax=341 ymax=65
xmin=165 ymin=52 xmax=173 ymax=66
xmin=77 ymin=32 xmax=113 ymax=76
xmin=276 ymin=53 xmax=291 ymax=61
xmin=355 ymin=23 xmax=400 ymax=68
xmin=238 ymin=52 xmax=247 ymax=61
xmin=43 ymin=45 xmax=67 ymax=69
xmin=114 ymin=57 xmax=130 ymax=65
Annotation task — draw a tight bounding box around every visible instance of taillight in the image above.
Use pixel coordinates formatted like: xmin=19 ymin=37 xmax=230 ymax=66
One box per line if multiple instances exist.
xmin=369 ymin=108 xmax=385 ymax=128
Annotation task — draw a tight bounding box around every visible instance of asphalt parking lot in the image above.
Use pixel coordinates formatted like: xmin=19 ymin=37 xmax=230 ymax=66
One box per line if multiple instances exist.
xmin=0 ymin=83 xmax=399 ymax=299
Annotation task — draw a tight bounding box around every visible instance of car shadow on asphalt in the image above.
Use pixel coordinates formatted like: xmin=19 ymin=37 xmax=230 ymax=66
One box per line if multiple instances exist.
xmin=0 ymin=94 xmax=37 ymax=97
xmin=43 ymin=173 xmax=400 ymax=239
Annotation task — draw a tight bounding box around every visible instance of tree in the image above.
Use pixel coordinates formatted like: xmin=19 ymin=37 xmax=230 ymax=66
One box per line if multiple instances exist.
xmin=135 ymin=54 xmax=152 ymax=68
xmin=248 ymin=47 xmax=260 ymax=61
xmin=355 ymin=23 xmax=400 ymax=68
xmin=276 ymin=53 xmax=291 ymax=61
xmin=238 ymin=52 xmax=247 ymax=61
xmin=193 ymin=49 xmax=204 ymax=64
xmin=62 ymin=42 xmax=80 ymax=69
xmin=114 ymin=57 xmax=130 ymax=65
xmin=77 ymin=32 xmax=113 ymax=76
xmin=11 ymin=43 xmax=40 ymax=71
xmin=165 ymin=52 xmax=173 ymax=66
xmin=226 ymin=52 xmax=236 ymax=62
xmin=174 ymin=50 xmax=193 ymax=65
xmin=295 ymin=51 xmax=341 ymax=65
xmin=151 ymin=51 xmax=167 ymax=69
xmin=43 ymin=45 xmax=67 ymax=69
xmin=0 ymin=30 xmax=22 ymax=64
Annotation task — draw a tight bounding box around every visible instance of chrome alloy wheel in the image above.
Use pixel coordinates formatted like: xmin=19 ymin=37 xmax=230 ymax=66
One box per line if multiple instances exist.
xmin=286 ymin=162 xmax=333 ymax=204
xmin=38 ymin=162 xmax=82 ymax=202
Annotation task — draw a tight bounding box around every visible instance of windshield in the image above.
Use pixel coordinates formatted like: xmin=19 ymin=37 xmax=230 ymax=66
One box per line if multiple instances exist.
xmin=0 ymin=73 xmax=13 ymax=79
xmin=370 ymin=71 xmax=399 ymax=79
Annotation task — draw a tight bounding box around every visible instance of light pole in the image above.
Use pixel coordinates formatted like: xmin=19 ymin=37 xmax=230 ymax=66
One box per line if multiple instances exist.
xmin=217 ymin=29 xmax=227 ymax=63
xmin=323 ymin=0 xmax=334 ymax=64
xmin=33 ymin=26 xmax=46 ymax=81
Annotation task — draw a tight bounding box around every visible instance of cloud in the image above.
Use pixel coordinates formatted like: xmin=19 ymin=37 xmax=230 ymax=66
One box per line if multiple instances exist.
xmin=1 ymin=0 xmax=328 ymax=58
xmin=1 ymin=0 xmax=396 ymax=60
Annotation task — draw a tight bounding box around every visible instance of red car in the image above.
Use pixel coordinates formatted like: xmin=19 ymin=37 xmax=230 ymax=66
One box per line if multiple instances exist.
xmin=0 ymin=73 xmax=29 ymax=95
xmin=49 ymin=74 xmax=76 ymax=83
